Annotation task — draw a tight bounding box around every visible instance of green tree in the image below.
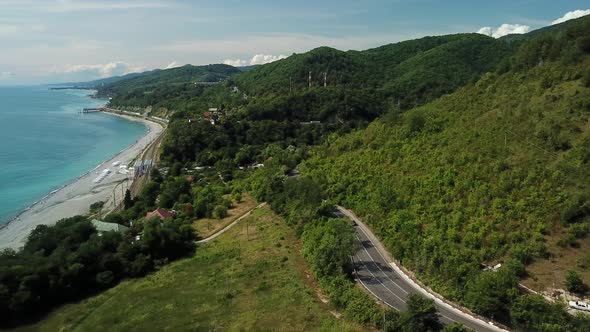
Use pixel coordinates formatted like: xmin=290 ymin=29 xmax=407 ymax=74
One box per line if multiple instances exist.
xmin=465 ymin=269 xmax=519 ymax=318
xmin=95 ymin=270 xmax=114 ymax=288
xmin=510 ymin=294 xmax=569 ymax=331
xmin=212 ymin=205 xmax=228 ymax=219
xmin=398 ymin=294 xmax=440 ymax=332
xmin=301 ymin=218 xmax=355 ymax=277
xmin=123 ymin=189 xmax=133 ymax=210
xmin=232 ymin=191 xmax=242 ymax=203
xmin=565 ymin=270 xmax=587 ymax=294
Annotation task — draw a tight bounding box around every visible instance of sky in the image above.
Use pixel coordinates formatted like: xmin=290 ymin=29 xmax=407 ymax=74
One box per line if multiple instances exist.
xmin=0 ymin=0 xmax=589 ymax=85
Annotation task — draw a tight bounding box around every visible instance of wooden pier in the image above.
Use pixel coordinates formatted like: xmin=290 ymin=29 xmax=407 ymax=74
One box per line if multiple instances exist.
xmin=81 ymin=107 xmax=105 ymax=113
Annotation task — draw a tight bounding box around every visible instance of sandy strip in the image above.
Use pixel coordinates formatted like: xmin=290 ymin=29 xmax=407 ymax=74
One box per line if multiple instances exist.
xmin=0 ymin=113 xmax=164 ymax=250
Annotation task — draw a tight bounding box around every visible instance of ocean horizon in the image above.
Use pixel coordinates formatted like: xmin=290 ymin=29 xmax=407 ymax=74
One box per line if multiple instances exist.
xmin=0 ymin=86 xmax=146 ymax=225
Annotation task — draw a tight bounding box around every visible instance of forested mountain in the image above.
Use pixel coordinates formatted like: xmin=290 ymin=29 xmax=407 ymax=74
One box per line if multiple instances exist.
xmin=232 ymin=33 xmax=515 ymax=108
xmin=261 ymin=15 xmax=590 ymax=331
xmin=55 ymin=70 xmax=157 ymax=88
xmin=101 ymin=33 xmax=516 ymax=112
xmin=101 ymin=32 xmax=524 ymax=171
xmin=96 ymin=64 xmax=241 ymax=104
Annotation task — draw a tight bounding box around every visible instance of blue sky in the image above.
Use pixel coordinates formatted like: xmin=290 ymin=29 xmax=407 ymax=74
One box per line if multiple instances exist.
xmin=0 ymin=0 xmax=588 ymax=85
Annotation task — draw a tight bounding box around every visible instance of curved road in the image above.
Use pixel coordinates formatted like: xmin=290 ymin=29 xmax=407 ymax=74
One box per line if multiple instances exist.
xmin=336 ymin=206 xmax=509 ymax=332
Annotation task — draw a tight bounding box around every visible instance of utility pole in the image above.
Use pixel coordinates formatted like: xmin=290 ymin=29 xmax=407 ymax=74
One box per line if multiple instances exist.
xmin=289 ymin=76 xmax=292 ymax=93
xmin=308 ymin=71 xmax=312 ymax=90
xmin=323 ymin=72 xmax=327 ymax=87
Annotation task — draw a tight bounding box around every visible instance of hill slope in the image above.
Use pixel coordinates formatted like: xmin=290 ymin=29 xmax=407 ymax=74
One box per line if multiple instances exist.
xmin=295 ymin=15 xmax=590 ymax=330
xmin=97 ymin=64 xmax=241 ymax=106
xmin=12 ymin=207 xmax=360 ymax=332
xmin=232 ymin=33 xmax=515 ymax=109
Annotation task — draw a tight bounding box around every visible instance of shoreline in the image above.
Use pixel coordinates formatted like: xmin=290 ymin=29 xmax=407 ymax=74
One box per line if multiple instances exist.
xmin=0 ymin=112 xmax=164 ymax=250
xmin=0 ymin=112 xmax=151 ymax=229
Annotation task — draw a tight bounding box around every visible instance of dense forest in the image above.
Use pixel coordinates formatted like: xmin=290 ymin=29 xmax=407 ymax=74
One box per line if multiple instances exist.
xmin=272 ymin=16 xmax=590 ymax=331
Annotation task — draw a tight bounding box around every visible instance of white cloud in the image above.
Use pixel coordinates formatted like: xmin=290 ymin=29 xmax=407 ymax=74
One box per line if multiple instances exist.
xmin=54 ymin=61 xmax=144 ymax=78
xmin=223 ymin=54 xmax=287 ymax=67
xmin=476 ymin=24 xmax=530 ymax=38
xmin=476 ymin=27 xmax=493 ymax=36
xmin=250 ymin=54 xmax=287 ymax=65
xmin=552 ymin=9 xmax=590 ymax=25
xmin=223 ymin=59 xmax=248 ymax=67
xmin=165 ymin=61 xmax=179 ymax=69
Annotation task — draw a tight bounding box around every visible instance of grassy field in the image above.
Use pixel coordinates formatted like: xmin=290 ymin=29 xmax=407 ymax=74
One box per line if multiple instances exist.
xmin=12 ymin=205 xmax=360 ymax=332
xmin=192 ymin=193 xmax=257 ymax=239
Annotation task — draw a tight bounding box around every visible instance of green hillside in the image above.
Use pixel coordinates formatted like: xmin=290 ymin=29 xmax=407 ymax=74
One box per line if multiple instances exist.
xmin=100 ymin=33 xmax=516 ymax=114
xmin=56 ymin=70 xmax=157 ymax=88
xmin=99 ymin=64 xmax=241 ymax=107
xmin=281 ymin=16 xmax=590 ymax=330
xmin=232 ymin=33 xmax=514 ymax=109
xmin=11 ymin=207 xmax=360 ymax=332
xmin=129 ymin=33 xmax=521 ymax=168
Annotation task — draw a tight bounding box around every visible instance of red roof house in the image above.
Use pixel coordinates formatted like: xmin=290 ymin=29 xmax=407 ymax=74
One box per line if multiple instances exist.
xmin=145 ymin=208 xmax=174 ymax=220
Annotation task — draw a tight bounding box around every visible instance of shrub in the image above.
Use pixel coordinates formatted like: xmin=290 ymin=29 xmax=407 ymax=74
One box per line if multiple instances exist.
xmin=565 ymin=270 xmax=587 ymax=294
xmin=212 ymin=205 xmax=228 ymax=219
xmin=96 ymin=270 xmax=115 ymax=288
xmin=232 ymin=191 xmax=242 ymax=203
xmin=90 ymin=201 xmax=105 ymax=213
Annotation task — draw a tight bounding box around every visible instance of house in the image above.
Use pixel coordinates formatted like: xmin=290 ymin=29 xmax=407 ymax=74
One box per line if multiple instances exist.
xmin=145 ymin=208 xmax=174 ymax=220
xmin=91 ymin=219 xmax=129 ymax=235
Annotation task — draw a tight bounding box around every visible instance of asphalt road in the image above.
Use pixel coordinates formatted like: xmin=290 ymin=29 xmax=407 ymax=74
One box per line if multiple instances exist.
xmin=336 ymin=206 xmax=508 ymax=332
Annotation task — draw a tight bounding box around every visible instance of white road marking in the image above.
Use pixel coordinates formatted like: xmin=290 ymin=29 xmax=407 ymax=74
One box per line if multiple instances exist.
xmin=356 ymin=232 xmax=409 ymax=295
xmin=342 ymin=206 xmax=508 ymax=332
xmin=353 ymin=251 xmax=407 ymax=304
xmin=354 ymin=233 xmax=460 ymax=325
xmin=351 ymin=256 xmax=397 ymax=310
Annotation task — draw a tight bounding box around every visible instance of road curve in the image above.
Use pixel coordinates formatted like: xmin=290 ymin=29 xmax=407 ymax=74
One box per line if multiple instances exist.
xmin=336 ymin=206 xmax=509 ymax=332
xmin=196 ymin=203 xmax=266 ymax=244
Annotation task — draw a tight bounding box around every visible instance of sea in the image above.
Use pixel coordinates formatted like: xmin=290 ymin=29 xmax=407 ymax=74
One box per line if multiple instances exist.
xmin=0 ymin=86 xmax=146 ymax=225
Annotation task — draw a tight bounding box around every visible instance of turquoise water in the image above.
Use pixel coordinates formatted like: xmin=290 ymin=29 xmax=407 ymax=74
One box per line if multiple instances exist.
xmin=0 ymin=86 xmax=146 ymax=224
